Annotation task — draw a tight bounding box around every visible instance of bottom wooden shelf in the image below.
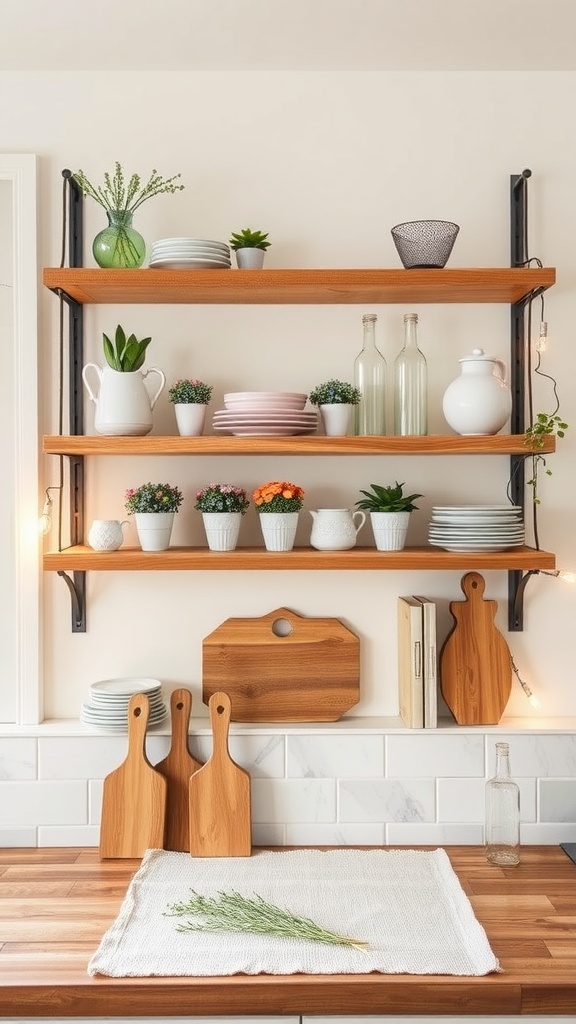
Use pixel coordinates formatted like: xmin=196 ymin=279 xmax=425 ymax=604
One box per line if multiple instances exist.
xmin=43 ymin=545 xmax=556 ymax=572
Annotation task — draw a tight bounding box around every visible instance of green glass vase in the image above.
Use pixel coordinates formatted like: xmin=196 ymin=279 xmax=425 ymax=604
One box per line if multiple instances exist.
xmin=92 ymin=209 xmax=146 ymax=269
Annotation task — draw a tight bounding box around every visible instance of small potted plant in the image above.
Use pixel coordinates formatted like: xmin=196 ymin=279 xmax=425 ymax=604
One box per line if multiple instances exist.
xmin=252 ymin=480 xmax=305 ymax=551
xmin=229 ymin=228 xmax=271 ymax=269
xmin=355 ymin=481 xmax=423 ymax=551
xmin=308 ymin=379 xmax=362 ymax=437
xmin=82 ymin=324 xmax=165 ymax=437
xmin=194 ymin=483 xmax=250 ymax=551
xmin=124 ymin=481 xmax=184 ymax=551
xmin=168 ymin=378 xmax=214 ymax=436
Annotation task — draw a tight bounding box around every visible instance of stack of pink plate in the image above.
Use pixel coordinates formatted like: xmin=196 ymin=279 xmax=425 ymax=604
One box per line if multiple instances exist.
xmin=213 ymin=391 xmax=318 ymax=436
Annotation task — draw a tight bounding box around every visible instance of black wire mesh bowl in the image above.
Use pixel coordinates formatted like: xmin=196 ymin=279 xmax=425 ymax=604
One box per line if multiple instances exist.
xmin=391 ymin=220 xmax=460 ymax=269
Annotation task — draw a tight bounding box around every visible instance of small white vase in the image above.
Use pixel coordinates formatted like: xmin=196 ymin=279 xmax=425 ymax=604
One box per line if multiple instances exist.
xmin=370 ymin=510 xmax=411 ymax=551
xmin=202 ymin=512 xmax=241 ymax=551
xmin=258 ymin=511 xmax=299 ymax=551
xmin=88 ymin=519 xmax=129 ymax=551
xmin=134 ymin=512 xmax=175 ymax=552
xmin=319 ymin=403 xmax=353 ymax=437
xmin=235 ymin=248 xmax=265 ymax=269
xmin=173 ymin=403 xmax=207 ymax=437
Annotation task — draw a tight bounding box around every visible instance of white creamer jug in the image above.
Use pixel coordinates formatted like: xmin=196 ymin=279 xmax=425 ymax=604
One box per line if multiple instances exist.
xmin=309 ymin=508 xmax=366 ymax=550
xmin=88 ymin=519 xmax=129 ymax=551
xmin=82 ymin=364 xmax=165 ymax=436
xmin=442 ymin=348 xmax=512 ymax=436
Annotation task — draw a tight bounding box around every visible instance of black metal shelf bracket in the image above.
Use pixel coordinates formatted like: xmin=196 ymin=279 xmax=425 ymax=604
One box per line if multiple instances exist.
xmin=57 ymin=570 xmax=86 ymax=633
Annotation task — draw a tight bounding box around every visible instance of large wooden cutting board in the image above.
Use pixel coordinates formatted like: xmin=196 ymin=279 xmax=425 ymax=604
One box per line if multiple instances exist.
xmin=154 ymin=688 xmax=203 ymax=852
xmin=439 ymin=572 xmax=512 ymax=725
xmin=202 ymin=607 xmax=360 ymax=722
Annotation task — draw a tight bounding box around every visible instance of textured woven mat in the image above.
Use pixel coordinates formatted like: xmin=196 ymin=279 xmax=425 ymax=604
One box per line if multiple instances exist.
xmin=88 ymin=847 xmax=499 ymax=977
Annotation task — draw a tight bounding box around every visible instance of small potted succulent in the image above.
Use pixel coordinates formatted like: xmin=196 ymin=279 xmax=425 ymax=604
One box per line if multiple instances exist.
xmin=308 ymin=379 xmax=362 ymax=437
xmin=229 ymin=228 xmax=271 ymax=269
xmin=168 ymin=378 xmax=214 ymax=436
xmin=124 ymin=481 xmax=184 ymax=551
xmin=82 ymin=324 xmax=165 ymax=437
xmin=252 ymin=480 xmax=305 ymax=551
xmin=195 ymin=483 xmax=250 ymax=551
xmin=355 ymin=481 xmax=423 ymax=551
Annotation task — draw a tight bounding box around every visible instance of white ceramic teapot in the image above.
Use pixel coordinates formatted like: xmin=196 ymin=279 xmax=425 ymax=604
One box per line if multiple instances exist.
xmin=442 ymin=348 xmax=512 ymax=436
xmin=82 ymin=364 xmax=165 ymax=436
xmin=309 ymin=508 xmax=366 ymax=550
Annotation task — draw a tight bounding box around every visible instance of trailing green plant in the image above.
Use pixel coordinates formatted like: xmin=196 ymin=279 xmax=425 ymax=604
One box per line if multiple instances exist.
xmin=168 ymin=378 xmax=213 ymax=404
xmin=73 ymin=162 xmax=184 ymax=213
xmin=355 ymin=481 xmax=423 ymax=513
xmin=124 ymin=482 xmax=183 ymax=514
xmin=308 ymin=379 xmax=362 ymax=406
xmin=228 ymin=228 xmax=271 ymax=251
xmin=103 ymin=324 xmax=152 ymax=372
xmin=524 ymin=411 xmax=568 ymax=505
xmin=195 ymin=484 xmax=250 ymax=514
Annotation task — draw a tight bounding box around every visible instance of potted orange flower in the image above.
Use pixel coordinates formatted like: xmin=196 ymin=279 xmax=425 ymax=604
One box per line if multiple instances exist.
xmin=252 ymin=480 xmax=305 ymax=551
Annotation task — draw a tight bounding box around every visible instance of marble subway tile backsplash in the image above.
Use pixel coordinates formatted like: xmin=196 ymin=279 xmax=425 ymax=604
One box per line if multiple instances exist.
xmin=0 ymin=727 xmax=573 ymax=845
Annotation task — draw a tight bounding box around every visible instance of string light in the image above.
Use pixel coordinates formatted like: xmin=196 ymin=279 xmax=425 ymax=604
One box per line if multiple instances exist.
xmin=536 ymin=320 xmax=548 ymax=353
xmin=38 ymin=487 xmax=59 ymax=536
xmin=510 ymin=653 xmax=540 ymax=709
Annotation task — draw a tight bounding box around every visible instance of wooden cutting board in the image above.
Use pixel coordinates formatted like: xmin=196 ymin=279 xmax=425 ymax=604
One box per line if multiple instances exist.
xmin=99 ymin=693 xmax=167 ymax=859
xmin=154 ymin=688 xmax=203 ymax=852
xmin=189 ymin=691 xmax=251 ymax=857
xmin=439 ymin=572 xmax=512 ymax=725
xmin=202 ymin=606 xmax=360 ymax=722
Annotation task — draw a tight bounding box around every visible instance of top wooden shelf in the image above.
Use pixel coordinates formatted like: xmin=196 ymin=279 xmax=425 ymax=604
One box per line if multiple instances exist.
xmin=42 ymin=267 xmax=556 ymax=305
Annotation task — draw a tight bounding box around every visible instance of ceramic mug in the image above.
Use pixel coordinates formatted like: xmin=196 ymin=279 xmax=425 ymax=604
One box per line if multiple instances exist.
xmin=88 ymin=519 xmax=129 ymax=551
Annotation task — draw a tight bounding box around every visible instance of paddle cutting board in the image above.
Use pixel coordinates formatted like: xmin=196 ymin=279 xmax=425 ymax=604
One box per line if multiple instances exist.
xmin=202 ymin=607 xmax=360 ymax=722
xmin=154 ymin=688 xmax=203 ymax=852
xmin=439 ymin=572 xmax=512 ymax=725
xmin=189 ymin=691 xmax=251 ymax=857
xmin=99 ymin=693 xmax=167 ymax=859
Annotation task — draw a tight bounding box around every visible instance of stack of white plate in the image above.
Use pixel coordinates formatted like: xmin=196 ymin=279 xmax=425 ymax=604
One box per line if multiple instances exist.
xmin=428 ymin=505 xmax=525 ymax=552
xmin=213 ymin=391 xmax=318 ymax=436
xmin=80 ymin=677 xmax=168 ymax=732
xmin=149 ymin=237 xmax=231 ymax=270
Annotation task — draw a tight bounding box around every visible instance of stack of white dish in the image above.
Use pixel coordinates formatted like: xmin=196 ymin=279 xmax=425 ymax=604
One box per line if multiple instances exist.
xmin=213 ymin=391 xmax=318 ymax=436
xmin=80 ymin=677 xmax=168 ymax=732
xmin=428 ymin=505 xmax=525 ymax=552
xmin=149 ymin=237 xmax=231 ymax=270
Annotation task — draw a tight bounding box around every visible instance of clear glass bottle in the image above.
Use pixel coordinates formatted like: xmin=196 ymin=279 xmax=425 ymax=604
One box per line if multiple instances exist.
xmin=354 ymin=313 xmax=387 ymax=435
xmin=393 ymin=312 xmax=427 ymax=435
xmin=485 ymin=741 xmax=520 ymax=866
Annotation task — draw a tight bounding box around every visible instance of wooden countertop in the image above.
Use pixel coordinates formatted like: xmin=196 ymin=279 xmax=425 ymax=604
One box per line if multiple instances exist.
xmin=0 ymin=846 xmax=574 ymax=1017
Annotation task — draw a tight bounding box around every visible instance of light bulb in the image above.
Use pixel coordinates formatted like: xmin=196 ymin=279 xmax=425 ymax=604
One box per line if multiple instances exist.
xmin=536 ymin=321 xmax=548 ymax=353
xmin=556 ymin=570 xmax=576 ymax=585
xmin=528 ymin=693 xmax=541 ymax=709
xmin=38 ymin=488 xmax=58 ymax=536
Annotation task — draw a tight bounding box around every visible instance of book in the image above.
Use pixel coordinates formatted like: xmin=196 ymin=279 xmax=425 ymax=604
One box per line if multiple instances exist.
xmin=414 ymin=595 xmax=438 ymax=729
xmin=397 ymin=597 xmax=424 ymax=728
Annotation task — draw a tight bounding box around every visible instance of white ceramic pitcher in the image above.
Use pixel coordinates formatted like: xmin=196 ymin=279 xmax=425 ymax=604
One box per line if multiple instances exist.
xmin=88 ymin=519 xmax=129 ymax=551
xmin=82 ymin=363 xmax=166 ymax=436
xmin=442 ymin=348 xmax=512 ymax=436
xmin=309 ymin=508 xmax=366 ymax=550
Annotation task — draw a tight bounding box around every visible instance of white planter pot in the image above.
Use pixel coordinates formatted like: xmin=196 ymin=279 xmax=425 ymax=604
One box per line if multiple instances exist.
xmin=258 ymin=511 xmax=299 ymax=551
xmin=173 ymin=403 xmax=207 ymax=436
xmin=202 ymin=512 xmax=242 ymax=551
xmin=235 ymin=247 xmax=265 ymax=269
xmin=82 ymin=363 xmax=165 ymax=436
xmin=370 ymin=510 xmax=411 ymax=551
xmin=134 ymin=512 xmax=175 ymax=551
xmin=319 ymin=403 xmax=353 ymax=437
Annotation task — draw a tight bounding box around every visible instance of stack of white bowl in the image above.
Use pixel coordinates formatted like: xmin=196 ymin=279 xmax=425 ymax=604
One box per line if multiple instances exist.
xmin=80 ymin=677 xmax=168 ymax=732
xmin=212 ymin=391 xmax=318 ymax=436
xmin=428 ymin=505 xmax=525 ymax=552
xmin=149 ymin=237 xmax=231 ymax=269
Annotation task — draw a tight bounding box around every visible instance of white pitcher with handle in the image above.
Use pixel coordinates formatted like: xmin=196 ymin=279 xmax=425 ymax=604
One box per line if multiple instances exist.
xmin=442 ymin=348 xmax=512 ymax=436
xmin=82 ymin=364 xmax=165 ymax=436
xmin=309 ymin=508 xmax=366 ymax=550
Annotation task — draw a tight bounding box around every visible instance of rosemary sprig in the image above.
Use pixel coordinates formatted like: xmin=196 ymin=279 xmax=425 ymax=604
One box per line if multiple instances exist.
xmin=165 ymin=889 xmax=369 ymax=952
xmin=73 ymin=162 xmax=184 ymax=213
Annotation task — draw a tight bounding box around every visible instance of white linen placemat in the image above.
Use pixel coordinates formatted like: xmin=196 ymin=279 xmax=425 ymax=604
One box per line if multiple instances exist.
xmin=88 ymin=847 xmax=499 ymax=977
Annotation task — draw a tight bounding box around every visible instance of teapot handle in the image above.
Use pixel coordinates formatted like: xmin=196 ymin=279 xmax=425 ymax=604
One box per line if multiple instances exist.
xmin=352 ymin=510 xmax=366 ymax=534
xmin=143 ymin=367 xmax=166 ymax=409
xmin=81 ymin=363 xmax=102 ymax=403
xmin=495 ymin=358 xmax=507 ymax=384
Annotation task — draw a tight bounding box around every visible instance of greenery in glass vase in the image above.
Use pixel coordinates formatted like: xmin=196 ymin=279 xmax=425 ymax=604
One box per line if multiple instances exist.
xmin=195 ymin=484 xmax=250 ymax=514
xmin=252 ymin=480 xmax=305 ymax=513
xmin=309 ymin=379 xmax=362 ymax=406
xmin=125 ymin=482 xmax=184 ymax=514
xmin=168 ymin=378 xmax=213 ymax=404
xmin=73 ymin=162 xmax=185 ymax=214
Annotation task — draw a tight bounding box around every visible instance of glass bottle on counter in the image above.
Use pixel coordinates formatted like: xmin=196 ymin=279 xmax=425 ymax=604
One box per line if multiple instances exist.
xmin=354 ymin=313 xmax=387 ymax=435
xmin=485 ymin=741 xmax=520 ymax=866
xmin=393 ymin=312 xmax=427 ymax=435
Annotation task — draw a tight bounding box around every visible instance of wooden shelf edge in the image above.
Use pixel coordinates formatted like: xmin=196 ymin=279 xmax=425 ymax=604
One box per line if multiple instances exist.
xmin=42 ymin=434 xmax=556 ymax=456
xmin=44 ymin=545 xmax=556 ymax=572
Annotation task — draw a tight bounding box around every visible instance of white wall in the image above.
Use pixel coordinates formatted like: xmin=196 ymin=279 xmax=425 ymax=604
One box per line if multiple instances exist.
xmin=2 ymin=72 xmax=576 ymax=719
